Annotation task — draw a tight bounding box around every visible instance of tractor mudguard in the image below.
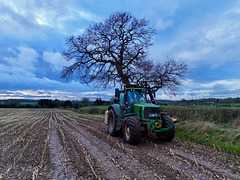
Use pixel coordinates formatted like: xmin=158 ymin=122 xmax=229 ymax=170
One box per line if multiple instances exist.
xmin=108 ymin=104 xmax=120 ymax=117
xmin=161 ymin=112 xmax=178 ymax=123
xmin=108 ymin=104 xmax=122 ymax=130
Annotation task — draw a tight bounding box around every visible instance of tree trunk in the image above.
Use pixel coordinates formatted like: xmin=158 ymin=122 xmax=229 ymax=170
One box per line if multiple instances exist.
xmin=116 ymin=65 xmax=130 ymax=86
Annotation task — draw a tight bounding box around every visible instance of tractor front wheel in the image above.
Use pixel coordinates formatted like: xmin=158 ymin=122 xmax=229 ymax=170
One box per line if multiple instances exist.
xmin=123 ymin=116 xmax=141 ymax=145
xmin=157 ymin=114 xmax=175 ymax=141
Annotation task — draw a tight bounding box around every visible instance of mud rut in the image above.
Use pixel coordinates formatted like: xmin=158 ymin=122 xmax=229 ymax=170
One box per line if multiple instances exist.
xmin=0 ymin=109 xmax=240 ymax=180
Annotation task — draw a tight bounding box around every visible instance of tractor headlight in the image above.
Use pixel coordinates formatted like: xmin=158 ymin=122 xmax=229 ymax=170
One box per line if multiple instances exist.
xmin=155 ymin=122 xmax=162 ymax=128
xmin=144 ymin=107 xmax=161 ymax=119
xmin=149 ymin=113 xmax=159 ymax=118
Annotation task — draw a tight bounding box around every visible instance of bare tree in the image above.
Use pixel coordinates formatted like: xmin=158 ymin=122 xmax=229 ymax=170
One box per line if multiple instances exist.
xmin=134 ymin=57 xmax=188 ymax=94
xmin=61 ymin=12 xmax=187 ymax=94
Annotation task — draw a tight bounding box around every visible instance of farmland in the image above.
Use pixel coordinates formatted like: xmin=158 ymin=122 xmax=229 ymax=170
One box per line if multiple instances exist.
xmin=0 ymin=108 xmax=240 ymax=179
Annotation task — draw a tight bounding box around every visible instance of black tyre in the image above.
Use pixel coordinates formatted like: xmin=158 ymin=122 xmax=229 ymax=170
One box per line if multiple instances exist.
xmin=107 ymin=109 xmax=117 ymax=136
xmin=123 ymin=116 xmax=141 ymax=145
xmin=157 ymin=115 xmax=175 ymax=141
xmin=141 ymin=125 xmax=148 ymax=137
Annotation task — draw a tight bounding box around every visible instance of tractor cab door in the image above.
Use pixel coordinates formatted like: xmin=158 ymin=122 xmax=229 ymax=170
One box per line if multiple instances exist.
xmin=119 ymin=92 xmax=125 ymax=117
xmin=119 ymin=91 xmax=135 ymax=115
xmin=127 ymin=90 xmax=146 ymax=114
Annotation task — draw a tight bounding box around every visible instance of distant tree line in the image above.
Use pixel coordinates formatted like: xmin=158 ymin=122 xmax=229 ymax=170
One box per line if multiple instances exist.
xmin=1 ymin=97 xmax=240 ymax=108
xmin=0 ymin=100 xmax=23 ymax=108
xmin=167 ymin=97 xmax=240 ymax=107
xmin=0 ymin=98 xmax=112 ymax=108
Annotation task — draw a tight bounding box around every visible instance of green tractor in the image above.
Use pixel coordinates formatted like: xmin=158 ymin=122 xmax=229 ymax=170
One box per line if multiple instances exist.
xmin=105 ymin=83 xmax=177 ymax=145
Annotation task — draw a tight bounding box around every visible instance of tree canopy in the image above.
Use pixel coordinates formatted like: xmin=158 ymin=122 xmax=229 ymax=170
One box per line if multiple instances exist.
xmin=62 ymin=12 xmax=187 ymax=94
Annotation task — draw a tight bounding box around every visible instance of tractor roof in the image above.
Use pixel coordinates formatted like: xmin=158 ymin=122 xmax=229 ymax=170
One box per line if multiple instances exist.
xmin=126 ymin=87 xmax=145 ymax=90
xmin=119 ymin=87 xmax=145 ymax=92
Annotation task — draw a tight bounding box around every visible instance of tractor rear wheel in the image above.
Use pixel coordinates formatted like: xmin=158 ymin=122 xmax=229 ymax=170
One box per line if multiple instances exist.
xmin=107 ymin=109 xmax=117 ymax=136
xmin=157 ymin=114 xmax=175 ymax=141
xmin=123 ymin=116 xmax=141 ymax=145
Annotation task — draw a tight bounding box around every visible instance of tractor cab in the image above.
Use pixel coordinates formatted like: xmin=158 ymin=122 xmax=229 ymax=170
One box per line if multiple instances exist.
xmin=115 ymin=84 xmax=156 ymax=114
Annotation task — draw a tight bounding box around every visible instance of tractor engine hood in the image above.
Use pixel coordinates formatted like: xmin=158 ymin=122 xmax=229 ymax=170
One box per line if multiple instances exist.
xmin=134 ymin=103 xmax=159 ymax=109
xmin=133 ymin=103 xmax=161 ymax=120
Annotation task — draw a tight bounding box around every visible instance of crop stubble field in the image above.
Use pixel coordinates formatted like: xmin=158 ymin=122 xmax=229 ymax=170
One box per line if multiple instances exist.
xmin=0 ymin=108 xmax=240 ymax=179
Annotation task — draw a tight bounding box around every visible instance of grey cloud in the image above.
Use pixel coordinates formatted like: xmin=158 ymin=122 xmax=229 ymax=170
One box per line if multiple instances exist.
xmin=0 ymin=3 xmax=44 ymax=39
xmin=1 ymin=46 xmax=38 ymax=77
xmin=0 ymin=0 xmax=101 ymax=39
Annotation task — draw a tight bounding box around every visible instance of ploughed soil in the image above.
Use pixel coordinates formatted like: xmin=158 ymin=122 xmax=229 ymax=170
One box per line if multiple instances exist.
xmin=0 ymin=108 xmax=239 ymax=179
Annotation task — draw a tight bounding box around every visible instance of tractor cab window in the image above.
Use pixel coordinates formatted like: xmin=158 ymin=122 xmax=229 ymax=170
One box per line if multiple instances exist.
xmin=127 ymin=91 xmax=146 ymax=104
xmin=119 ymin=92 xmax=124 ymax=105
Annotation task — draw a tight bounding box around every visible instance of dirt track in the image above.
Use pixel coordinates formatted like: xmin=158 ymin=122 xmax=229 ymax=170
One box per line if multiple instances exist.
xmin=0 ymin=109 xmax=240 ymax=179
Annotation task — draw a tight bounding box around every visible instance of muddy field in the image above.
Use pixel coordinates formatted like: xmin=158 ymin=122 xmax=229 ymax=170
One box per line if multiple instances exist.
xmin=0 ymin=108 xmax=240 ymax=180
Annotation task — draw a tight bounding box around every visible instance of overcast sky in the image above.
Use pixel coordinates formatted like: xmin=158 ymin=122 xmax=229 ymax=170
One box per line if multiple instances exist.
xmin=0 ymin=0 xmax=240 ymax=101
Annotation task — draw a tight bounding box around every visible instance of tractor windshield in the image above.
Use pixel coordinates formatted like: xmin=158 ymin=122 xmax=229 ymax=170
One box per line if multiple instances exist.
xmin=127 ymin=90 xmax=146 ymax=104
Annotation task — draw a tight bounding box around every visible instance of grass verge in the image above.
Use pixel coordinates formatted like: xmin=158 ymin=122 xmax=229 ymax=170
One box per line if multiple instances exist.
xmin=60 ymin=109 xmax=105 ymax=120
xmin=72 ymin=107 xmax=107 ymax=115
xmin=175 ymin=120 xmax=240 ymax=158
